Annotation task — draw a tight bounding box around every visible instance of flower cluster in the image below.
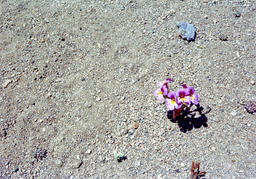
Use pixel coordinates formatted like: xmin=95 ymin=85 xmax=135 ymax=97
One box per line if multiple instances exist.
xmin=154 ymin=78 xmax=199 ymax=112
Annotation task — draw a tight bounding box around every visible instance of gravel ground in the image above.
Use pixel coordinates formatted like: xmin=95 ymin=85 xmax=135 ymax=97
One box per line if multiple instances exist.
xmin=0 ymin=0 xmax=256 ymax=178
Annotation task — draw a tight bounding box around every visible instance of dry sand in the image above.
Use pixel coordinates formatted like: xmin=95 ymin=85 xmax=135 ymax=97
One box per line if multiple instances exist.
xmin=0 ymin=0 xmax=256 ymax=178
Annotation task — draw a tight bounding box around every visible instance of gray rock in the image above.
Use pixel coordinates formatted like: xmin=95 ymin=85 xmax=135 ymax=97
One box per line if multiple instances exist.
xmin=244 ymin=101 xmax=256 ymax=113
xmin=135 ymin=160 xmax=141 ymax=167
xmin=72 ymin=159 xmax=83 ymax=169
xmin=177 ymin=21 xmax=196 ymax=41
xmin=55 ymin=159 xmax=63 ymax=167
xmin=219 ymin=34 xmax=228 ymax=41
xmin=234 ymin=11 xmax=241 ymax=17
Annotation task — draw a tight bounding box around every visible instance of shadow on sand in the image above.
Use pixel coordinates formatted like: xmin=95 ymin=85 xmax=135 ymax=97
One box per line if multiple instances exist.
xmin=167 ymin=104 xmax=210 ymax=133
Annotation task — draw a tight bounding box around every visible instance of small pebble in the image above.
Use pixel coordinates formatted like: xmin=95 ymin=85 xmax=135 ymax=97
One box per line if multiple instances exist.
xmin=175 ymin=169 xmax=180 ymax=173
xmin=72 ymin=159 xmax=83 ymax=169
xmin=84 ymin=101 xmax=92 ymax=108
xmin=149 ymin=29 xmax=156 ymax=34
xmin=22 ymin=58 xmax=28 ymax=63
xmin=96 ymin=97 xmax=101 ymax=101
xmin=231 ymin=111 xmax=237 ymax=116
xmin=120 ymin=5 xmax=125 ymax=11
xmin=133 ymin=122 xmax=139 ymax=129
xmin=44 ymin=18 xmax=49 ymax=23
xmin=234 ymin=11 xmax=241 ymax=17
xmin=2 ymin=79 xmax=12 ymax=88
xmin=244 ymin=101 xmax=256 ymax=114
xmin=180 ymin=162 xmax=185 ymax=167
xmin=128 ymin=129 xmax=133 ymax=136
xmin=99 ymin=156 xmax=106 ymax=163
xmin=86 ymin=149 xmax=92 ymax=154
xmin=135 ymin=160 xmax=141 ymax=167
xmin=55 ymin=159 xmax=63 ymax=167
xmin=13 ymin=167 xmax=19 ymax=173
xmin=0 ymin=130 xmax=7 ymax=137
xmin=177 ymin=21 xmax=196 ymax=41
xmin=219 ymin=34 xmax=228 ymax=41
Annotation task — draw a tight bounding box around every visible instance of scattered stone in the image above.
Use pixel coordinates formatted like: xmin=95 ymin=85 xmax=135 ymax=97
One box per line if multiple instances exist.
xmin=99 ymin=156 xmax=106 ymax=163
xmin=44 ymin=18 xmax=50 ymax=23
xmin=81 ymin=77 xmax=86 ymax=81
xmin=128 ymin=129 xmax=133 ymax=136
xmin=55 ymin=159 xmax=63 ymax=167
xmin=46 ymin=93 xmax=52 ymax=99
xmin=120 ymin=5 xmax=125 ymax=11
xmin=219 ymin=34 xmax=228 ymax=41
xmin=175 ymin=169 xmax=180 ymax=173
xmin=0 ymin=129 xmax=7 ymax=137
xmin=133 ymin=122 xmax=139 ymax=129
xmin=234 ymin=11 xmax=241 ymax=18
xmin=231 ymin=111 xmax=237 ymax=116
xmin=149 ymin=29 xmax=156 ymax=34
xmin=135 ymin=160 xmax=141 ymax=167
xmin=84 ymin=101 xmax=92 ymax=108
xmin=72 ymin=159 xmax=83 ymax=169
xmin=96 ymin=97 xmax=101 ymax=101
xmin=22 ymin=58 xmax=28 ymax=63
xmin=203 ymin=105 xmax=212 ymax=114
xmin=244 ymin=101 xmax=256 ymax=114
xmin=177 ymin=21 xmax=196 ymax=41
xmin=33 ymin=148 xmax=47 ymax=161
xmin=12 ymin=167 xmax=19 ymax=173
xmin=2 ymin=79 xmax=12 ymax=88
xmin=85 ymin=149 xmax=92 ymax=154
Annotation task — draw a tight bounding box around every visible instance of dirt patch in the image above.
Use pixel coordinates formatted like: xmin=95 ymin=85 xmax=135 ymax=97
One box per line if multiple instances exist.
xmin=1 ymin=0 xmax=256 ymax=178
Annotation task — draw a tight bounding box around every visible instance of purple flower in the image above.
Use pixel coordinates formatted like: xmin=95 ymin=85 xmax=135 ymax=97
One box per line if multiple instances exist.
xmin=165 ymin=91 xmax=181 ymax=111
xmin=185 ymin=86 xmax=199 ymax=105
xmin=180 ymin=84 xmax=188 ymax=89
xmin=154 ymin=78 xmax=172 ymax=101
xmin=176 ymin=89 xmax=191 ymax=105
xmin=154 ymin=88 xmax=164 ymax=101
xmin=157 ymin=78 xmax=173 ymax=87
xmin=154 ymin=85 xmax=168 ymax=101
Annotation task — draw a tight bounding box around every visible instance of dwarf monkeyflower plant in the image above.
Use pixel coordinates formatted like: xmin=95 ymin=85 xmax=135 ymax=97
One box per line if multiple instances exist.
xmin=153 ymin=85 xmax=168 ymax=101
xmin=154 ymin=78 xmax=199 ymax=121
xmin=177 ymin=88 xmax=191 ymax=106
xmin=166 ymin=91 xmax=180 ymax=111
xmin=184 ymin=86 xmax=199 ymax=105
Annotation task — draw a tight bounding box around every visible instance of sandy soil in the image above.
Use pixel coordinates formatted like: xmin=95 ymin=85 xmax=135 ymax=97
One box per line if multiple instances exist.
xmin=0 ymin=0 xmax=256 ymax=178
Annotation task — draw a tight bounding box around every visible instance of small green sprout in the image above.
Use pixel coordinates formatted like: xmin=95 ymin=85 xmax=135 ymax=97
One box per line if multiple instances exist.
xmin=114 ymin=153 xmax=127 ymax=162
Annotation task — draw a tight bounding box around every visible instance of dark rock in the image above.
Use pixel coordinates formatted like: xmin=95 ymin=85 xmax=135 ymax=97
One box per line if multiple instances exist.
xmin=13 ymin=167 xmax=19 ymax=173
xmin=177 ymin=21 xmax=196 ymax=41
xmin=0 ymin=130 xmax=7 ymax=137
xmin=244 ymin=101 xmax=256 ymax=114
xmin=120 ymin=5 xmax=125 ymax=11
xmin=33 ymin=148 xmax=47 ymax=161
xmin=175 ymin=169 xmax=180 ymax=173
xmin=234 ymin=11 xmax=241 ymax=17
xmin=219 ymin=34 xmax=228 ymax=41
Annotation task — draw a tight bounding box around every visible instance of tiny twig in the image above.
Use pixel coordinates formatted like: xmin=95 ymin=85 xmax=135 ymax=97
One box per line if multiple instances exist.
xmin=190 ymin=161 xmax=206 ymax=179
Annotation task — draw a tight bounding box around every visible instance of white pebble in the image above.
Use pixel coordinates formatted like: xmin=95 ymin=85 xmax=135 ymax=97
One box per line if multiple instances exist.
xmin=2 ymin=79 xmax=12 ymax=88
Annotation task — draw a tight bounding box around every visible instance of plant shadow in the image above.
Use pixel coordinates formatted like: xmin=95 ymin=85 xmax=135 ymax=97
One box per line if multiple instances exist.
xmin=167 ymin=104 xmax=210 ymax=133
